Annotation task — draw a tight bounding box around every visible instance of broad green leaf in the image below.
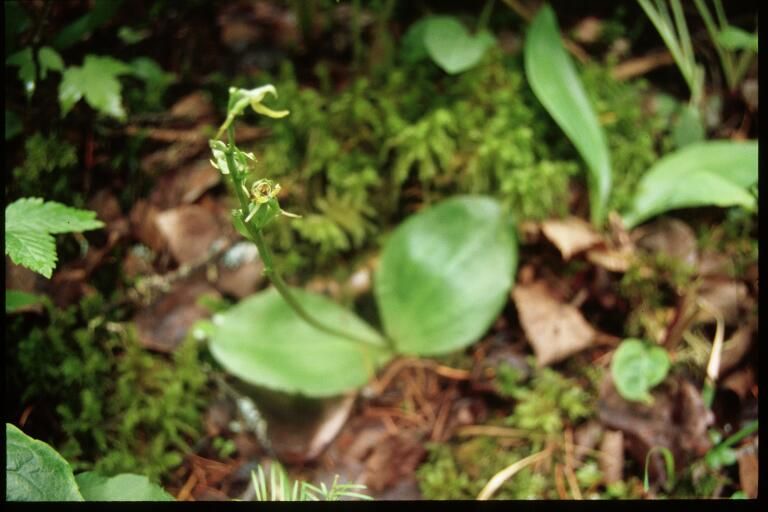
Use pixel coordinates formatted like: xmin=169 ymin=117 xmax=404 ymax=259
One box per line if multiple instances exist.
xmin=422 ymin=16 xmax=495 ymax=74
xmin=5 ymin=109 xmax=22 ymax=140
xmin=374 ymin=196 xmax=517 ymax=356
xmin=5 ymin=197 xmax=104 ymax=278
xmin=208 ymin=287 xmax=391 ymax=397
xmin=611 ymin=339 xmax=670 ymax=404
xmin=75 ymin=472 xmax=174 ymax=501
xmin=524 ymin=5 xmax=612 ymax=225
xmin=400 ymin=18 xmax=431 ymax=64
xmin=37 ymin=46 xmax=64 ymax=79
xmin=5 ymin=290 xmax=42 ymax=313
xmin=6 ymin=423 xmax=84 ymax=501
xmin=622 ymin=140 xmax=757 ymax=228
xmin=717 ymin=26 xmax=758 ymax=52
xmin=58 ymin=55 xmax=133 ymax=119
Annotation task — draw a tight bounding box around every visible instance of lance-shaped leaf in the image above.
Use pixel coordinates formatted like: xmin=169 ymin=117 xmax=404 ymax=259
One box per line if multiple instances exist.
xmin=622 ymin=140 xmax=757 ymax=228
xmin=525 ymin=5 xmax=612 ymax=225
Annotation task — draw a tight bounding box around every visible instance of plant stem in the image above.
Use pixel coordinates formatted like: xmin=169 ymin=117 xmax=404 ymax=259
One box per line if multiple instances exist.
xmin=222 ymin=130 xmax=387 ymax=350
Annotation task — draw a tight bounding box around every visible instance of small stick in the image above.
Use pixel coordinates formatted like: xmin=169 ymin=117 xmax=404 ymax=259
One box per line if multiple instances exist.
xmin=477 ymin=447 xmax=552 ymax=500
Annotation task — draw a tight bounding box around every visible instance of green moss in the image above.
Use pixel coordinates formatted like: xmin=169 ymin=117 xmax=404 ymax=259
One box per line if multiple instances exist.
xmin=10 ymin=293 xmax=208 ymax=483
xmin=236 ymin=46 xmax=665 ymax=276
xmin=620 ymin=251 xmax=696 ymax=339
xmin=11 ymin=132 xmax=81 ymax=205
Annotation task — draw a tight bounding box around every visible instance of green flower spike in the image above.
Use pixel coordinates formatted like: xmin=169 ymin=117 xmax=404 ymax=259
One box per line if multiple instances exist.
xmin=215 ymin=85 xmax=290 ymax=139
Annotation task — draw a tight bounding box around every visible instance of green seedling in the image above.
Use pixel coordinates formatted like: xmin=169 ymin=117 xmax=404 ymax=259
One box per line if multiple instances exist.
xmin=643 ymin=446 xmax=676 ymax=492
xmin=611 ymin=338 xmax=670 ymax=404
xmin=705 ymin=420 xmax=758 ymax=470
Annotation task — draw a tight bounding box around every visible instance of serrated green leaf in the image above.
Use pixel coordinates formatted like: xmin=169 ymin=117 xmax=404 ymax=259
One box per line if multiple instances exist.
xmin=208 ymin=287 xmax=391 ymax=397
xmin=611 ymin=339 xmax=670 ymax=404
xmin=5 ymin=290 xmax=42 ymax=313
xmin=37 ymin=46 xmax=64 ymax=80
xmin=717 ymin=26 xmax=758 ymax=52
xmin=374 ymin=196 xmax=517 ymax=356
xmin=525 ymin=5 xmax=612 ymax=225
xmin=5 ymin=198 xmax=103 ymax=278
xmin=6 ymin=423 xmax=84 ymax=501
xmin=622 ymin=140 xmax=757 ymax=228
xmin=58 ymin=55 xmax=133 ymax=119
xmin=422 ymin=16 xmax=495 ymax=74
xmin=75 ymin=472 xmax=174 ymax=501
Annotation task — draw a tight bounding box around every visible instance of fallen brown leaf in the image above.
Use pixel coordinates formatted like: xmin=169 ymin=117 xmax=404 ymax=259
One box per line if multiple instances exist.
xmin=155 ymin=205 xmax=223 ymax=265
xmin=541 ymin=216 xmax=603 ymax=260
xmin=133 ymin=279 xmax=219 ymax=352
xmin=634 ymin=218 xmax=698 ymax=268
xmin=512 ymin=281 xmax=595 ymax=366
xmin=738 ymin=451 xmax=758 ymax=499
xmin=586 ymin=245 xmax=634 ymax=273
xmin=598 ymin=374 xmax=713 ymax=484
xmin=696 ymin=278 xmax=751 ymax=326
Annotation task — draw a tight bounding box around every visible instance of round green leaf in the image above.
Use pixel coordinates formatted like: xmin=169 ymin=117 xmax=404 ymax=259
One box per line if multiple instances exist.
xmin=423 ymin=16 xmax=495 ymax=74
xmin=611 ymin=339 xmax=670 ymax=403
xmin=208 ymin=287 xmax=391 ymax=397
xmin=75 ymin=472 xmax=174 ymax=501
xmin=6 ymin=423 xmax=84 ymax=501
xmin=374 ymin=196 xmax=517 ymax=356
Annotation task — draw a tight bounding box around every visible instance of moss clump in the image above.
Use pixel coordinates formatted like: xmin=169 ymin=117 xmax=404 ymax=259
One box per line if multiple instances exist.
xmin=9 ymin=293 xmax=208 ymax=482
xmin=10 ymin=132 xmax=80 ymax=205
xmin=240 ymin=46 xmax=666 ymax=276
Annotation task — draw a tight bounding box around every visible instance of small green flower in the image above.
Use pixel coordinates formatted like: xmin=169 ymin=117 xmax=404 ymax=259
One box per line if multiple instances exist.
xmin=209 ymin=140 xmax=256 ymax=176
xmin=242 ymin=179 xmax=300 ymax=227
xmin=216 ymin=85 xmax=290 ymax=139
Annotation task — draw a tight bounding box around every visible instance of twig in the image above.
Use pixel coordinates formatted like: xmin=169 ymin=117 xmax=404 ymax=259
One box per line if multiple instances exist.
xmin=611 ymin=51 xmax=675 ymax=80
xmin=456 ymin=425 xmax=528 ymax=438
xmin=477 ymin=447 xmax=552 ymax=500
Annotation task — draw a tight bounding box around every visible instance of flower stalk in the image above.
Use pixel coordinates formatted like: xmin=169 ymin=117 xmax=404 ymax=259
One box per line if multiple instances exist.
xmin=211 ymin=86 xmax=382 ymax=349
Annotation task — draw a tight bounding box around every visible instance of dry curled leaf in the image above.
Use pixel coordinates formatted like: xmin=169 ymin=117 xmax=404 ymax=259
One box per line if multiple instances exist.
xmin=541 ymin=216 xmax=603 ymax=260
xmin=512 ymin=281 xmax=595 ymax=366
